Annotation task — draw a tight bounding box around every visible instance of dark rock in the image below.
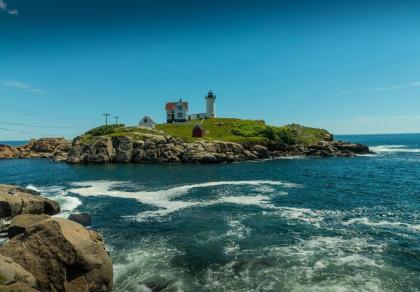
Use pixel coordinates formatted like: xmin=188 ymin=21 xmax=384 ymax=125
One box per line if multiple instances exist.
xmin=68 ymin=213 xmax=92 ymax=226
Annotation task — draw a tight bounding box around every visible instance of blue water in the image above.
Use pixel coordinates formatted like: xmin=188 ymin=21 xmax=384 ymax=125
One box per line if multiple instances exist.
xmin=0 ymin=140 xmax=28 ymax=146
xmin=0 ymin=134 xmax=419 ymax=291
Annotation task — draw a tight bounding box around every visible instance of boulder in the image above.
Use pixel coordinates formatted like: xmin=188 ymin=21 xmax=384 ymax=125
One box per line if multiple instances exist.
xmin=0 ymin=218 xmax=113 ymax=292
xmin=68 ymin=213 xmax=92 ymax=227
xmin=8 ymin=214 xmax=50 ymax=238
xmin=0 ymin=254 xmax=38 ymax=290
xmin=0 ymin=185 xmax=60 ymax=218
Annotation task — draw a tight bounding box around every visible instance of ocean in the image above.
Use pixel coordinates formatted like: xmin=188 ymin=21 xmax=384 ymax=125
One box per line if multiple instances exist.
xmin=0 ymin=134 xmax=419 ymax=291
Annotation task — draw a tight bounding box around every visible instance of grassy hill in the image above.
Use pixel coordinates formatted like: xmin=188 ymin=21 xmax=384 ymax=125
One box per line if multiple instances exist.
xmin=80 ymin=118 xmax=330 ymax=146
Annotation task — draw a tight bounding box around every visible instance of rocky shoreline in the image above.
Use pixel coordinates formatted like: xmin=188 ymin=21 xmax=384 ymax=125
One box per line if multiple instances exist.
xmin=0 ymin=184 xmax=112 ymax=292
xmin=0 ymin=134 xmax=372 ymax=164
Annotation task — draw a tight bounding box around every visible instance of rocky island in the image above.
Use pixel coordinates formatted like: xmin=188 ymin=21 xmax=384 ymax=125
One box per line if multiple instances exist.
xmin=0 ymin=184 xmax=113 ymax=292
xmin=0 ymin=118 xmax=371 ymax=164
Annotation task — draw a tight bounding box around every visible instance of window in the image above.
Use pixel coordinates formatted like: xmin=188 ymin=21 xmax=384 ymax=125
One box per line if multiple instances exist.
xmin=144 ymin=118 xmax=147 ymax=123
xmin=177 ymin=112 xmax=183 ymax=118
xmin=177 ymin=105 xmax=183 ymax=111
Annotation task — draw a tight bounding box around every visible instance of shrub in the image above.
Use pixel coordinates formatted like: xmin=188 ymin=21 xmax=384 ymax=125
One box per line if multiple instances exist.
xmin=84 ymin=124 xmax=125 ymax=136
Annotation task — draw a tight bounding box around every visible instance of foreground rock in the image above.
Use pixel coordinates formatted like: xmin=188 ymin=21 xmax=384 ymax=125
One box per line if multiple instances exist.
xmin=0 ymin=184 xmax=113 ymax=292
xmin=0 ymin=217 xmax=113 ymax=292
xmin=0 ymin=254 xmax=38 ymax=291
xmin=8 ymin=214 xmax=50 ymax=238
xmin=0 ymin=185 xmax=60 ymax=218
xmin=0 ymin=137 xmax=70 ymax=162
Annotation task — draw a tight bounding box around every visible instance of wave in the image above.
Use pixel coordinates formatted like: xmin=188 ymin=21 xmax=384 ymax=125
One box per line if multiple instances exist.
xmin=26 ymin=184 xmax=82 ymax=217
xmin=68 ymin=180 xmax=299 ymax=220
xmin=370 ymin=145 xmax=420 ymax=154
xmin=111 ymin=234 xmax=388 ymax=292
xmin=343 ymin=217 xmax=420 ymax=232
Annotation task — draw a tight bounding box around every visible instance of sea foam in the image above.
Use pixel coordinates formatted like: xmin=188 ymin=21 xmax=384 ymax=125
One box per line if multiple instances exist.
xmin=26 ymin=184 xmax=82 ymax=217
xmin=67 ymin=180 xmax=299 ymax=220
xmin=370 ymin=145 xmax=420 ymax=154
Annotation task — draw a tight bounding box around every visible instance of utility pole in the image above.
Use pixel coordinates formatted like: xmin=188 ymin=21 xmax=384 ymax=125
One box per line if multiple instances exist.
xmin=102 ymin=113 xmax=111 ymax=126
xmin=114 ymin=116 xmax=120 ymax=125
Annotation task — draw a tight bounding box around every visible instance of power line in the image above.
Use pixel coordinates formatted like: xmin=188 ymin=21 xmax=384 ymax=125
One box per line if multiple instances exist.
xmin=0 ymin=121 xmax=94 ymax=129
xmin=0 ymin=127 xmax=53 ymax=137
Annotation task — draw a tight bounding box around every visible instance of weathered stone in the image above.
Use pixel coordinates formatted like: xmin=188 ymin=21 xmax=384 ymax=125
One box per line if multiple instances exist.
xmin=0 ymin=145 xmax=18 ymax=159
xmin=8 ymin=214 xmax=50 ymax=238
xmin=0 ymin=185 xmax=60 ymax=218
xmin=0 ymin=254 xmax=38 ymax=289
xmin=252 ymin=145 xmax=269 ymax=158
xmin=0 ymin=218 xmax=113 ymax=292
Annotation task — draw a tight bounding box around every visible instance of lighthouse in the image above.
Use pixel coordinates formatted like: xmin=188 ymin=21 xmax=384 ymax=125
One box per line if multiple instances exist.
xmin=205 ymin=90 xmax=216 ymax=118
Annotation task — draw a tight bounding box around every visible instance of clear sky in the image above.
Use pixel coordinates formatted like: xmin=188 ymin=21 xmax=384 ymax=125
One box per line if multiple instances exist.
xmin=1 ymin=0 xmax=420 ymax=140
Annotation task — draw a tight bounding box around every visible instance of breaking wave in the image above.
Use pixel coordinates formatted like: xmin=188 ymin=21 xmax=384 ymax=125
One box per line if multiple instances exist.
xmin=370 ymin=145 xmax=420 ymax=154
xmin=26 ymin=184 xmax=82 ymax=217
xmin=111 ymin=233 xmax=395 ymax=292
xmin=67 ymin=180 xmax=300 ymax=220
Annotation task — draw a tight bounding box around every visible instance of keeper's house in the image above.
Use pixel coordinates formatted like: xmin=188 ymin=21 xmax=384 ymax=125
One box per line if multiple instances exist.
xmin=165 ymin=99 xmax=189 ymax=123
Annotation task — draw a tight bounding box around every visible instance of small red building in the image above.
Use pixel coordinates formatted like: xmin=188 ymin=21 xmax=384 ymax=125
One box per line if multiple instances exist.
xmin=192 ymin=124 xmax=205 ymax=137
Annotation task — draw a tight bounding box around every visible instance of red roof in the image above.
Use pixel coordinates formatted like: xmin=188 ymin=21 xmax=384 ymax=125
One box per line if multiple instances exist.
xmin=165 ymin=101 xmax=188 ymax=111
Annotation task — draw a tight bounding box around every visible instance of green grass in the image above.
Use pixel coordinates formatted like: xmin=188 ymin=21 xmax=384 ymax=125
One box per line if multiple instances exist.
xmin=80 ymin=118 xmax=330 ymax=146
xmin=79 ymin=125 xmax=164 ymax=144
xmin=157 ymin=118 xmax=269 ymax=143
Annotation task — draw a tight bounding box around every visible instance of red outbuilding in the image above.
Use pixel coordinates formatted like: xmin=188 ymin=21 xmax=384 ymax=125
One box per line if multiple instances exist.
xmin=192 ymin=124 xmax=205 ymax=137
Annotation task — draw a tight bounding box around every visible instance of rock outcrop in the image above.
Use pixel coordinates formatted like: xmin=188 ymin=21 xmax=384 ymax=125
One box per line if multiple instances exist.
xmin=0 ymin=138 xmax=70 ymax=162
xmin=66 ymin=134 xmax=371 ymax=164
xmin=0 ymin=184 xmax=113 ymax=292
xmin=0 ymin=130 xmax=372 ymax=164
xmin=0 ymin=185 xmax=60 ymax=218
xmin=307 ymin=141 xmax=370 ymax=157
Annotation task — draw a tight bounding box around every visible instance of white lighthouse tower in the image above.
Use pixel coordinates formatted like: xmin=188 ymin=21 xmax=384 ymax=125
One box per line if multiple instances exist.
xmin=205 ymin=90 xmax=216 ymax=118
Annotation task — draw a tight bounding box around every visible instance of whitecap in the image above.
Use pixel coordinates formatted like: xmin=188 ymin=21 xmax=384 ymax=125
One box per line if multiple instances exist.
xmin=26 ymin=184 xmax=82 ymax=217
xmin=263 ymin=207 xmax=342 ymax=228
xmin=68 ymin=180 xmax=299 ymax=220
xmin=370 ymin=145 xmax=420 ymax=154
xmin=343 ymin=217 xmax=420 ymax=232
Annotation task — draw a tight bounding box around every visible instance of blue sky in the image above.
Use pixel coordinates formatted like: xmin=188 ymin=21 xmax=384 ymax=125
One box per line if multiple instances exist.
xmin=1 ymin=0 xmax=420 ymax=139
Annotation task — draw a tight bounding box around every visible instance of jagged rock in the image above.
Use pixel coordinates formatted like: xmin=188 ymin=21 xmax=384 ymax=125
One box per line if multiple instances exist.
xmin=0 ymin=218 xmax=113 ymax=292
xmin=8 ymin=214 xmax=50 ymax=238
xmin=306 ymin=141 xmax=371 ymax=157
xmin=0 ymin=185 xmax=60 ymax=218
xmin=0 ymin=138 xmax=70 ymax=161
xmin=0 ymin=144 xmax=18 ymax=159
xmin=68 ymin=213 xmax=92 ymax=227
xmin=252 ymin=145 xmax=269 ymax=158
xmin=0 ymin=255 xmax=38 ymax=290
xmin=113 ymin=136 xmax=133 ymax=162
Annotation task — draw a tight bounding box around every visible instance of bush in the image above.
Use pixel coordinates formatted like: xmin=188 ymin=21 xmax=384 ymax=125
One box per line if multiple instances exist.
xmin=84 ymin=124 xmax=125 ymax=136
